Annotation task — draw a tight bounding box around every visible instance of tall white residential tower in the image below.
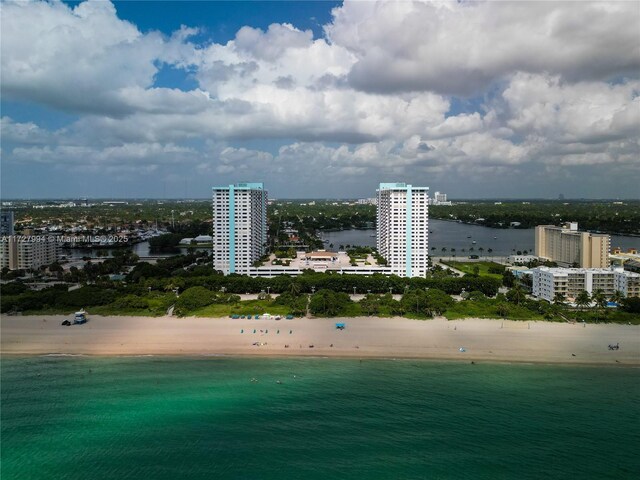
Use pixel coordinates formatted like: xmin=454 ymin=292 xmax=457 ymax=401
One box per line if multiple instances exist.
xmin=377 ymin=183 xmax=429 ymax=278
xmin=212 ymin=183 xmax=267 ymax=275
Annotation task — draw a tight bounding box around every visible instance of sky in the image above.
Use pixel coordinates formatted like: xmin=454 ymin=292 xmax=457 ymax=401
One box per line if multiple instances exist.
xmin=1 ymin=0 xmax=639 ymax=200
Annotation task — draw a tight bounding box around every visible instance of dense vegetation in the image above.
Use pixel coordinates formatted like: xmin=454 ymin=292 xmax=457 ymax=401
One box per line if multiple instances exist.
xmin=2 ymin=252 xmax=637 ymax=324
xmin=430 ymin=200 xmax=640 ymax=234
xmin=9 ymin=200 xmax=212 ymax=232
xmin=3 ymin=199 xmax=638 ymax=323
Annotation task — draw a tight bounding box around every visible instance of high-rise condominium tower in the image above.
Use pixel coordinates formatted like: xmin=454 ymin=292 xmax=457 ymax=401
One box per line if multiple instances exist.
xmin=377 ymin=183 xmax=429 ymax=278
xmin=535 ymin=223 xmax=610 ymax=268
xmin=0 ymin=236 xmax=60 ymax=270
xmin=212 ymin=183 xmax=267 ymax=275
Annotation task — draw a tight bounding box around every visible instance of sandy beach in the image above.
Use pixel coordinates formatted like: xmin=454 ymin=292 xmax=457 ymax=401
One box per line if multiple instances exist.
xmin=2 ymin=314 xmax=638 ymax=365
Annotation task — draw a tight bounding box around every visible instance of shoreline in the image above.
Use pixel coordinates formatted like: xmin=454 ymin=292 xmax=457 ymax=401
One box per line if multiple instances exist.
xmin=2 ymin=315 xmax=638 ymax=366
xmin=3 ymin=352 xmax=637 ymax=368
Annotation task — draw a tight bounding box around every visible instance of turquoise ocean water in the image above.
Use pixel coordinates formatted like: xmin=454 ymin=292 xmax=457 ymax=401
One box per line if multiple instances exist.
xmin=2 ymin=357 xmax=639 ymax=479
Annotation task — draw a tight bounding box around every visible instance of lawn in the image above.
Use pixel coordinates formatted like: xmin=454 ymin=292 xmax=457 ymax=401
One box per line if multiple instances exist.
xmin=441 ymin=260 xmax=505 ymax=279
xmin=443 ymin=299 xmax=547 ymax=321
xmin=22 ymin=306 xmax=162 ymax=317
xmin=563 ymin=309 xmax=640 ymax=325
xmin=24 ymin=299 xmax=293 ymax=318
xmin=190 ymin=300 xmax=293 ymax=317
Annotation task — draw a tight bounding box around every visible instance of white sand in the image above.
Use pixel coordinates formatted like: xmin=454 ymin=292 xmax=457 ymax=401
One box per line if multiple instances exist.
xmin=1 ymin=315 xmax=638 ymax=365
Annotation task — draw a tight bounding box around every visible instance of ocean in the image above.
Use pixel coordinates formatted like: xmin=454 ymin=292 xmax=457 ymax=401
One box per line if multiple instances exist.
xmin=2 ymin=357 xmax=638 ymax=479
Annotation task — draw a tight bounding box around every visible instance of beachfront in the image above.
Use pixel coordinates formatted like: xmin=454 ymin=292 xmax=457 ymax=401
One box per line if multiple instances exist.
xmin=1 ymin=315 xmax=638 ymax=365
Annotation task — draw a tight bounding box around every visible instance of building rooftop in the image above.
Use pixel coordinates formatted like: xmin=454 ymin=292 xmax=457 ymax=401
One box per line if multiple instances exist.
xmin=194 ymin=235 xmax=213 ymax=242
xmin=305 ymin=251 xmax=338 ymax=258
xmin=212 ymin=183 xmax=265 ymax=190
xmin=378 ymin=183 xmax=429 ymax=190
xmin=256 ymin=250 xmax=388 ymax=273
xmin=534 ymin=266 xmax=618 ymax=275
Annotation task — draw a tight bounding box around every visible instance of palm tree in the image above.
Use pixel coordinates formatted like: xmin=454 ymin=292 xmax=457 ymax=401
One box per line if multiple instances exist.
xmin=487 ymin=248 xmax=493 ymax=257
xmin=592 ymin=289 xmax=607 ymax=310
xmin=591 ymin=289 xmax=607 ymax=322
xmin=496 ymin=303 xmax=510 ymax=318
xmin=509 ymin=284 xmax=526 ymax=305
xmin=575 ymin=290 xmax=591 ymax=310
xmin=441 ymin=247 xmax=447 ymax=254
xmin=553 ymin=292 xmax=566 ymax=307
xmin=478 ymin=247 xmax=484 ymax=257
xmin=289 ymin=281 xmax=301 ymax=297
xmin=609 ymin=290 xmax=624 ymax=306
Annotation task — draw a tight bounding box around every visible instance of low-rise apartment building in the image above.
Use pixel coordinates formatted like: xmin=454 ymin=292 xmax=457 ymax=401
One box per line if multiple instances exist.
xmin=532 ymin=266 xmax=640 ymax=302
xmin=614 ymin=270 xmax=640 ymax=298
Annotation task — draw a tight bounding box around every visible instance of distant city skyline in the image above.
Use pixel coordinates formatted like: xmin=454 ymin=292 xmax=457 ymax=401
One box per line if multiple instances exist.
xmin=2 ymin=194 xmax=640 ymax=202
xmin=1 ymin=1 xmax=639 ymax=199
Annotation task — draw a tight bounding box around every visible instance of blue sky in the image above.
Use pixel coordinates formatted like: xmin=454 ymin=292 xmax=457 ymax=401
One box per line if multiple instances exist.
xmin=111 ymin=1 xmax=339 ymax=41
xmin=1 ymin=1 xmax=639 ymax=199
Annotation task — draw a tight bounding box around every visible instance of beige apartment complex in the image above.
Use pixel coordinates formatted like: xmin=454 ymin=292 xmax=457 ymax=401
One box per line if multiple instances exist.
xmin=0 ymin=236 xmax=61 ymax=270
xmin=535 ymin=223 xmax=610 ymax=268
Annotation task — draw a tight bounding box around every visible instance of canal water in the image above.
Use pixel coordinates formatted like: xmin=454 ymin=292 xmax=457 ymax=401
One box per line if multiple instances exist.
xmin=63 ymin=219 xmax=638 ymax=259
xmin=322 ymin=219 xmax=639 ymax=256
